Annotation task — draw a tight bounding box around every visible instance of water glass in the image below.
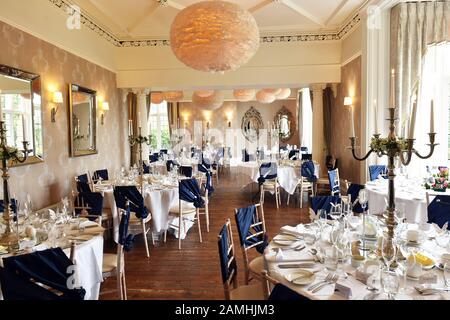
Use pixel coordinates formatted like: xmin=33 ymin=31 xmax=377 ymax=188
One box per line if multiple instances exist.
xmin=323 ymin=247 xmax=338 ymax=271
xmin=381 ymin=235 xmax=397 ymax=269
xmin=381 ymin=267 xmax=400 ymax=299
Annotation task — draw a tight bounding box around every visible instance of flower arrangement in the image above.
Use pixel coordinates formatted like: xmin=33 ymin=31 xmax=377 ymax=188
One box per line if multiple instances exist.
xmin=0 ymin=146 xmax=20 ymax=162
xmin=424 ymin=167 xmax=449 ymax=191
xmin=370 ymin=137 xmax=410 ymax=155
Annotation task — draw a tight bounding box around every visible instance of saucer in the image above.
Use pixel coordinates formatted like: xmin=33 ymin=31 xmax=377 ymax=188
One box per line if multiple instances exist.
xmin=284 ymin=269 xmax=316 ymax=285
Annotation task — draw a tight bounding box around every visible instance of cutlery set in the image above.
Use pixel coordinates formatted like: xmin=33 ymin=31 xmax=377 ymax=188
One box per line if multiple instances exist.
xmin=307 ymin=273 xmax=339 ymax=293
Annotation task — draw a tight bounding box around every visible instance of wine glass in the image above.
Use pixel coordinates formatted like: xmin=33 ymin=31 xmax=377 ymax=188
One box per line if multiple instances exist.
xmin=318 ymin=209 xmax=328 ymax=231
xmin=329 ymin=204 xmax=342 ymax=220
xmin=444 ymin=262 xmax=450 ymax=288
xmin=381 ymin=235 xmax=397 ymax=269
xmin=358 ymin=189 xmax=368 ymax=212
xmin=381 ymin=267 xmax=400 ymax=299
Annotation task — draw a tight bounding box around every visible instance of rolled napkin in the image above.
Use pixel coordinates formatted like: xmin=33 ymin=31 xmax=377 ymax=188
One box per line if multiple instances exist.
xmin=275 ymin=248 xmax=284 ymax=261
xmin=265 ymin=249 xmax=313 ymax=262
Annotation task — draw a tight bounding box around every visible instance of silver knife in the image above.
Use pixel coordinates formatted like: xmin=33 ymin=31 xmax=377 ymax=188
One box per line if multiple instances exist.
xmin=277 ymin=263 xmax=316 ymax=269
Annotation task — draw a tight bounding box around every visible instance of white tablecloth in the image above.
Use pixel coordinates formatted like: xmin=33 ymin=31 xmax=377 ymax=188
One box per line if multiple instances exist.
xmin=366 ymin=178 xmax=450 ymax=224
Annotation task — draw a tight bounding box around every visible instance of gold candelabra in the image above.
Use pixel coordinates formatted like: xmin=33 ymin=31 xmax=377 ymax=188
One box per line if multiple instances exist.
xmin=0 ymin=120 xmax=31 ymax=249
xmin=349 ymin=108 xmax=437 ymax=241
xmin=128 ymin=127 xmax=151 ymax=194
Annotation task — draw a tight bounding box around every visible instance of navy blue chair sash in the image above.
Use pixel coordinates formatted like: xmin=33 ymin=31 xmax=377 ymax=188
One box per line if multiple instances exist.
xmin=347 ymin=183 xmax=366 ymax=213
xmin=77 ymin=174 xmax=89 ymax=183
xmin=301 ymin=160 xmax=317 ymax=182
xmin=180 ymin=166 xmax=193 ymax=177
xmin=143 ymin=162 xmax=150 ymax=174
xmin=179 ymin=178 xmax=204 ymax=208
xmin=0 ymin=199 xmax=18 ymax=221
xmin=258 ymin=162 xmax=278 ymax=185
xmin=328 ymin=169 xmax=340 ymax=196
xmin=218 ymin=225 xmax=237 ymax=284
xmin=288 ymin=149 xmax=299 ymax=160
xmin=76 ymin=181 xmax=91 ymax=193
xmin=311 ymin=196 xmax=342 ymax=217
xmin=118 ymin=205 xmax=135 ymax=252
xmin=269 ymin=283 xmax=310 ymax=300
xmin=198 ymin=163 xmax=215 ymax=195
xmin=74 ymin=192 xmax=104 ymax=219
xmin=93 ymin=169 xmax=108 ymax=181
xmin=149 ymin=154 xmax=159 ymax=163
xmin=428 ymin=195 xmax=450 ymax=230
xmin=369 ymin=165 xmax=388 ymax=181
xmin=113 ymin=186 xmax=149 ymax=219
xmin=234 ymin=205 xmax=268 ymax=254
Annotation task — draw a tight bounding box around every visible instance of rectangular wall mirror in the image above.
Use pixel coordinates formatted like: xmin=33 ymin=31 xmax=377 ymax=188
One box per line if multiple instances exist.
xmin=68 ymin=83 xmax=97 ymax=157
xmin=0 ymin=64 xmax=44 ymax=166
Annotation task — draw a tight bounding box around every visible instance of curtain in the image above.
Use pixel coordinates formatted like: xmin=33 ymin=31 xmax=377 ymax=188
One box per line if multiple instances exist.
xmin=391 ymin=1 xmax=449 ymax=136
xmin=299 ymin=88 xmax=313 ymax=152
xmin=128 ymin=92 xmax=138 ymax=166
xmin=322 ymin=87 xmax=333 ymax=155
xmin=167 ymin=102 xmax=173 ymax=137
xmin=297 ymin=89 xmax=303 ymax=148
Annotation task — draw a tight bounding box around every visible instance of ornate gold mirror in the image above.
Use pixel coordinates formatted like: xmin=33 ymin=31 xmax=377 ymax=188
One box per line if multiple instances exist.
xmin=275 ymin=106 xmax=294 ymax=142
xmin=241 ymin=106 xmax=263 ymax=142
xmin=0 ymin=64 xmax=43 ymax=166
xmin=68 ymin=84 xmax=97 ymax=157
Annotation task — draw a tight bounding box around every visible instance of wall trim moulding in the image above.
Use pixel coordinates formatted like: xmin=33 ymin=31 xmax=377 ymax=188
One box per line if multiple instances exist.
xmin=341 ymin=51 xmax=362 ymax=67
xmin=50 ymin=0 xmax=361 ymax=47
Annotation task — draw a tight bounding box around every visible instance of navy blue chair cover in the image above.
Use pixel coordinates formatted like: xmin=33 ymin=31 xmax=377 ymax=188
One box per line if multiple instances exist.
xmin=149 ymin=153 xmax=159 ymax=163
xmin=93 ymin=169 xmax=108 ymax=181
xmin=311 ymin=196 xmax=342 ymax=216
xmin=198 ymin=162 xmax=215 ymax=195
xmin=257 ymin=148 xmax=265 ymax=160
xmin=369 ymin=165 xmax=388 ymax=181
xmin=328 ymin=169 xmax=340 ymax=196
xmin=160 ymin=149 xmax=168 ymax=155
xmin=268 ymin=283 xmax=310 ymax=301
xmin=0 ymin=198 xmax=18 ymax=222
xmin=234 ymin=205 xmax=268 ymax=254
xmin=74 ymin=192 xmax=104 ymax=219
xmin=118 ymin=205 xmax=135 ymax=252
xmin=242 ymin=149 xmax=250 ymax=162
xmin=300 ymin=147 xmax=308 ymax=153
xmin=301 ymin=160 xmax=317 ymax=182
xmin=180 ymin=166 xmax=193 ymax=177
xmin=143 ymin=162 xmax=150 ymax=174
xmin=258 ymin=162 xmax=278 ymax=185
xmin=289 ymin=149 xmax=300 ymax=160
xmin=427 ymin=195 xmax=450 ymax=230
xmin=1 ymin=247 xmax=85 ymax=300
xmin=76 ymin=181 xmax=91 ymax=193
xmin=113 ymin=186 xmax=149 ymax=219
xmin=218 ymin=225 xmax=237 ymax=284
xmin=347 ymin=183 xmax=366 ymax=213
xmin=301 ymin=153 xmax=312 ymax=161
xmin=77 ymin=173 xmax=89 ymax=183
xmin=179 ymin=178 xmax=204 ymax=208
xmin=166 ymin=159 xmax=179 ymax=172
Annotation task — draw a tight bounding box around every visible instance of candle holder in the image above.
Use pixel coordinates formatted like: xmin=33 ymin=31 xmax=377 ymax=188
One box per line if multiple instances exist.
xmin=0 ymin=121 xmax=32 ymax=250
xmin=349 ymin=107 xmax=437 ymax=246
xmin=129 ymin=127 xmax=152 ymax=194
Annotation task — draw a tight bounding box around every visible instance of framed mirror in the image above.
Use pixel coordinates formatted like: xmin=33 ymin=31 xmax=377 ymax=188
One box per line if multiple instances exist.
xmin=68 ymin=84 xmax=97 ymax=157
xmin=275 ymin=106 xmax=294 ymax=142
xmin=241 ymin=106 xmax=263 ymax=142
xmin=0 ymin=64 xmax=43 ymax=166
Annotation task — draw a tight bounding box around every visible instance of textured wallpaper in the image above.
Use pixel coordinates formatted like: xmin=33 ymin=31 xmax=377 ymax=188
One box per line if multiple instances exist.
xmin=331 ymin=56 xmax=363 ymax=184
xmin=0 ymin=20 xmax=129 ymax=209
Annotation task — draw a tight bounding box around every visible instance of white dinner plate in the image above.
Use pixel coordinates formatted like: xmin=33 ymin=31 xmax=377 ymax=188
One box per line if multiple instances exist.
xmin=284 ymin=269 xmax=316 ymax=285
xmin=273 ymin=234 xmax=299 ymax=246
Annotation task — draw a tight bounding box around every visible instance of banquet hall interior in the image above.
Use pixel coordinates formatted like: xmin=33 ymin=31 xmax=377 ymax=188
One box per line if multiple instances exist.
xmin=0 ymin=0 xmax=449 ymax=301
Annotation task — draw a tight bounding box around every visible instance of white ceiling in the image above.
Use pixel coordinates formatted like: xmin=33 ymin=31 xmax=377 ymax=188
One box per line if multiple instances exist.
xmin=70 ymin=0 xmax=369 ymax=40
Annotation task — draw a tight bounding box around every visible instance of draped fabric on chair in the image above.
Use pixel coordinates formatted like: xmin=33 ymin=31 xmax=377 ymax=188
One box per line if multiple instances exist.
xmin=93 ymin=169 xmax=108 ymax=181
xmin=76 ymin=181 xmax=92 ymax=193
xmin=119 ymin=205 xmax=135 ymax=252
xmin=322 ymin=87 xmax=333 ymax=156
xmin=301 ymin=160 xmax=317 ymax=182
xmin=347 ymin=183 xmax=366 ymax=213
xmin=113 ymin=186 xmax=149 ymax=219
xmin=166 ymin=159 xmax=179 ymax=172
xmin=198 ymin=162 xmax=215 ymax=195
xmin=427 ymin=195 xmax=450 ymax=230
xmin=179 ymin=178 xmax=205 ymax=208
xmin=160 ymin=149 xmax=168 ymax=155
xmin=288 ymin=149 xmax=299 ymax=160
xmin=143 ymin=162 xmax=150 ymax=174
xmin=311 ymin=196 xmax=342 ymax=214
xmin=369 ymin=165 xmax=388 ymax=181
xmin=242 ymin=149 xmax=250 ymax=162
xmin=234 ymin=205 xmax=268 ymax=254
xmin=1 ymin=248 xmax=86 ymax=300
xmin=74 ymin=192 xmax=104 ymax=218
xmin=258 ymin=162 xmax=278 ymax=185
xmin=268 ymin=283 xmax=310 ymax=301
xmin=218 ymin=225 xmax=237 ymax=284
xmin=301 ymin=153 xmax=313 ymax=161
xmin=149 ymin=153 xmax=159 ymax=163
xmin=77 ymin=174 xmax=89 ymax=183
xmin=180 ymin=166 xmax=193 ymax=177
xmin=0 ymin=199 xmax=18 ymax=214
xmin=327 ymin=169 xmax=340 ymax=196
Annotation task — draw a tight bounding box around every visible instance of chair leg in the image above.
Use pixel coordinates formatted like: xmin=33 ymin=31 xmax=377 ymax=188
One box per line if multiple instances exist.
xmin=275 ymin=187 xmax=279 ymax=209
xmin=300 ymin=187 xmax=304 ymax=208
xmin=142 ymin=221 xmax=150 ymax=258
xmin=287 ymin=193 xmax=290 ymax=205
xmin=205 ymin=204 xmax=210 ymax=233
xmin=121 ymin=272 xmax=127 ymax=300
xmin=117 ymin=272 xmax=123 ymax=300
xmin=197 ymin=209 xmax=203 ymax=243
xmin=151 ymin=231 xmax=155 ymax=246
xmin=178 ymin=214 xmax=182 ymax=250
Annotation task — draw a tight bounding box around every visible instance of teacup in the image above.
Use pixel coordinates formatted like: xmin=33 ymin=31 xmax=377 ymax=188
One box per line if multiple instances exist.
xmin=407 ymin=229 xmax=420 ymax=243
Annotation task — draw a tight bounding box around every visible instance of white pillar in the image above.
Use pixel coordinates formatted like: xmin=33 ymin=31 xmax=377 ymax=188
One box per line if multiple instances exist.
xmin=136 ymin=89 xmax=150 ymax=163
xmin=311 ymin=84 xmax=326 ymax=177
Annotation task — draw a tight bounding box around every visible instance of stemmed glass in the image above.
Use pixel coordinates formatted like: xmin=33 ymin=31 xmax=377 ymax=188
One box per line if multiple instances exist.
xmin=381 ymin=235 xmax=397 ymax=270
xmin=330 ymin=221 xmax=348 ymax=278
xmin=358 ymin=189 xmax=369 ymax=255
xmin=381 ymin=267 xmax=400 ymax=299
xmin=444 ymin=262 xmax=450 ymax=288
xmin=329 ymin=203 xmax=342 ymax=220
xmin=318 ymin=209 xmax=328 ymax=232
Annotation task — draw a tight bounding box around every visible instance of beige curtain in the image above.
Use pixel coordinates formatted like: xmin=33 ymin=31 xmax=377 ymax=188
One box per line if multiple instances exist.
xmin=322 ymin=87 xmax=333 ymax=155
xmin=297 ymin=89 xmax=303 ymax=147
xmin=128 ymin=92 xmax=138 ymax=166
xmin=391 ymin=1 xmax=449 ymax=134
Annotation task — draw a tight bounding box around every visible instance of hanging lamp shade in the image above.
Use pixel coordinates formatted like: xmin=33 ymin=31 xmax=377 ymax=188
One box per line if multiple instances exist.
xmin=192 ymin=90 xmax=224 ymax=110
xmin=163 ymin=91 xmax=184 ymax=102
xmin=195 ymin=90 xmax=215 ymax=98
xmin=170 ymin=1 xmax=260 ymax=73
xmin=151 ymin=92 xmax=165 ymax=104
xmin=262 ymin=88 xmax=282 ymax=96
xmin=276 ymin=88 xmax=291 ymax=99
xmin=256 ymin=90 xmax=276 ymax=104
xmin=233 ymin=89 xmax=256 ymax=102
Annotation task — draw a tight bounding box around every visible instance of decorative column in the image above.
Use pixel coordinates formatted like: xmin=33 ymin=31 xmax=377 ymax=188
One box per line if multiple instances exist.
xmin=136 ymin=89 xmax=150 ymax=163
xmin=311 ymin=84 xmax=326 ymax=177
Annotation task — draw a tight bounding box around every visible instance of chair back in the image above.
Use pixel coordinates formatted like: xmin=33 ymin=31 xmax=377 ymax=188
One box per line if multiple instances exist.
xmin=74 ymin=191 xmax=104 ymax=219
xmin=427 ymin=194 xmax=450 ymax=230
xmin=311 ymin=196 xmax=342 ymax=214
xmin=143 ymin=162 xmax=150 ymax=174
xmin=113 ymin=186 xmax=149 ymax=219
xmin=328 ymin=169 xmax=341 ymax=196
xmin=346 ymin=183 xmax=366 ymax=213
xmin=166 ymin=159 xmax=179 ymax=172
xmin=179 ymin=178 xmax=205 ymax=208
xmin=301 ymin=160 xmax=317 ymax=182
xmin=288 ymin=149 xmax=299 ymax=160
xmin=0 ymin=248 xmax=85 ymax=300
xmin=369 ymin=165 xmax=388 ymax=181
xmin=149 ymin=153 xmax=159 ymax=163
xmin=218 ymin=219 xmax=238 ymax=299
xmin=160 ymin=149 xmax=168 ymax=155
xmin=234 ymin=204 xmax=267 ymax=254
xmin=301 ymin=153 xmax=312 ymax=161
xmin=93 ymin=169 xmax=108 ymax=182
xmin=180 ymin=166 xmax=193 ymax=177
xmin=300 ymin=147 xmax=308 ymax=153
xmin=258 ymin=162 xmax=278 ymax=185
xmin=118 ymin=203 xmax=135 ymax=251
xmin=198 ymin=163 xmax=215 ymax=195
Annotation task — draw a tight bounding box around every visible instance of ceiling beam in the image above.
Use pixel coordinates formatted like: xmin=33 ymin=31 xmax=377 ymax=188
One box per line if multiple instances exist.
xmin=248 ymin=0 xmax=274 ymax=13
xmin=281 ymin=0 xmax=325 ymax=27
xmin=126 ymin=1 xmax=160 ymax=34
xmin=324 ymin=0 xmax=349 ymax=26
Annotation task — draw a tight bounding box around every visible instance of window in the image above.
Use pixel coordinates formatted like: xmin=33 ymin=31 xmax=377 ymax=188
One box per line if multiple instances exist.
xmin=149 ymin=101 xmax=171 ymax=150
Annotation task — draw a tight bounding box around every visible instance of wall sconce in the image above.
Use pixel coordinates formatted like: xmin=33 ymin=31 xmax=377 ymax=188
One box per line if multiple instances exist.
xmin=50 ymin=91 xmax=63 ymax=122
xmin=343 ymin=96 xmax=353 ymax=106
xmin=228 ymin=120 xmax=231 ymax=128
xmin=100 ymin=101 xmax=109 ymax=125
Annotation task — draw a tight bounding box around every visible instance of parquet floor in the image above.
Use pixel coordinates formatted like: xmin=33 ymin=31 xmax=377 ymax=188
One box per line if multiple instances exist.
xmin=100 ymin=168 xmax=310 ymax=300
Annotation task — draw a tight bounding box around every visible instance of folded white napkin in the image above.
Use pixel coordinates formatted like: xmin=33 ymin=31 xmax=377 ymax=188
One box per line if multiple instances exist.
xmin=280 ymin=225 xmax=307 ymax=237
xmin=275 ymin=248 xmax=284 ymax=261
xmin=79 ymin=220 xmax=99 ymax=229
xmin=265 ymin=249 xmax=312 ymax=262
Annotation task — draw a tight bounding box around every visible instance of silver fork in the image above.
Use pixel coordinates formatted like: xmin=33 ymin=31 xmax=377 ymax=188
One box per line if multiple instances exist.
xmin=307 ymin=273 xmax=332 ymax=291
xmin=311 ymin=274 xmax=339 ymax=293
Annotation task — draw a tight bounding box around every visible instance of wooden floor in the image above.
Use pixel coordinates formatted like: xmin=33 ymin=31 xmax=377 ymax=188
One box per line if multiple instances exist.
xmin=100 ymin=168 xmax=310 ymax=300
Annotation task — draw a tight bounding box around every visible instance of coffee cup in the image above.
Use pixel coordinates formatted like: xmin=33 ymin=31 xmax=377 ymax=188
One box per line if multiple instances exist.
xmin=407 ymin=229 xmax=420 ymax=242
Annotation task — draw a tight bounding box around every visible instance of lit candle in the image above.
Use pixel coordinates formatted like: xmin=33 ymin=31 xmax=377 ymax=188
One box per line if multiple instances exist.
xmin=350 ymin=106 xmax=355 ymax=138
xmin=374 ymin=99 xmax=379 ymax=134
xmin=430 ymin=99 xmax=434 ymax=133
xmin=408 ymin=98 xmax=417 ymax=139
xmin=0 ymin=107 xmax=3 ymax=122
xmin=128 ymin=119 xmax=133 ymax=135
xmin=390 ymin=69 xmax=395 ymax=108
xmin=22 ymin=115 xmax=27 ymax=141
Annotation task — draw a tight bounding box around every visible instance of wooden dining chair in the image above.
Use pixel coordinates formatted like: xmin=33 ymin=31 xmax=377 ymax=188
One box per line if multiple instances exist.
xmin=261 ymin=270 xmax=310 ymax=300
xmin=287 ymin=176 xmax=315 ymax=208
xmin=196 ymin=175 xmax=210 ymax=233
xmin=259 ymin=162 xmax=281 ymax=209
xmin=234 ymin=203 xmax=267 ymax=285
xmin=217 ymin=219 xmax=264 ymax=300
xmin=328 ymin=168 xmax=341 ymax=196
